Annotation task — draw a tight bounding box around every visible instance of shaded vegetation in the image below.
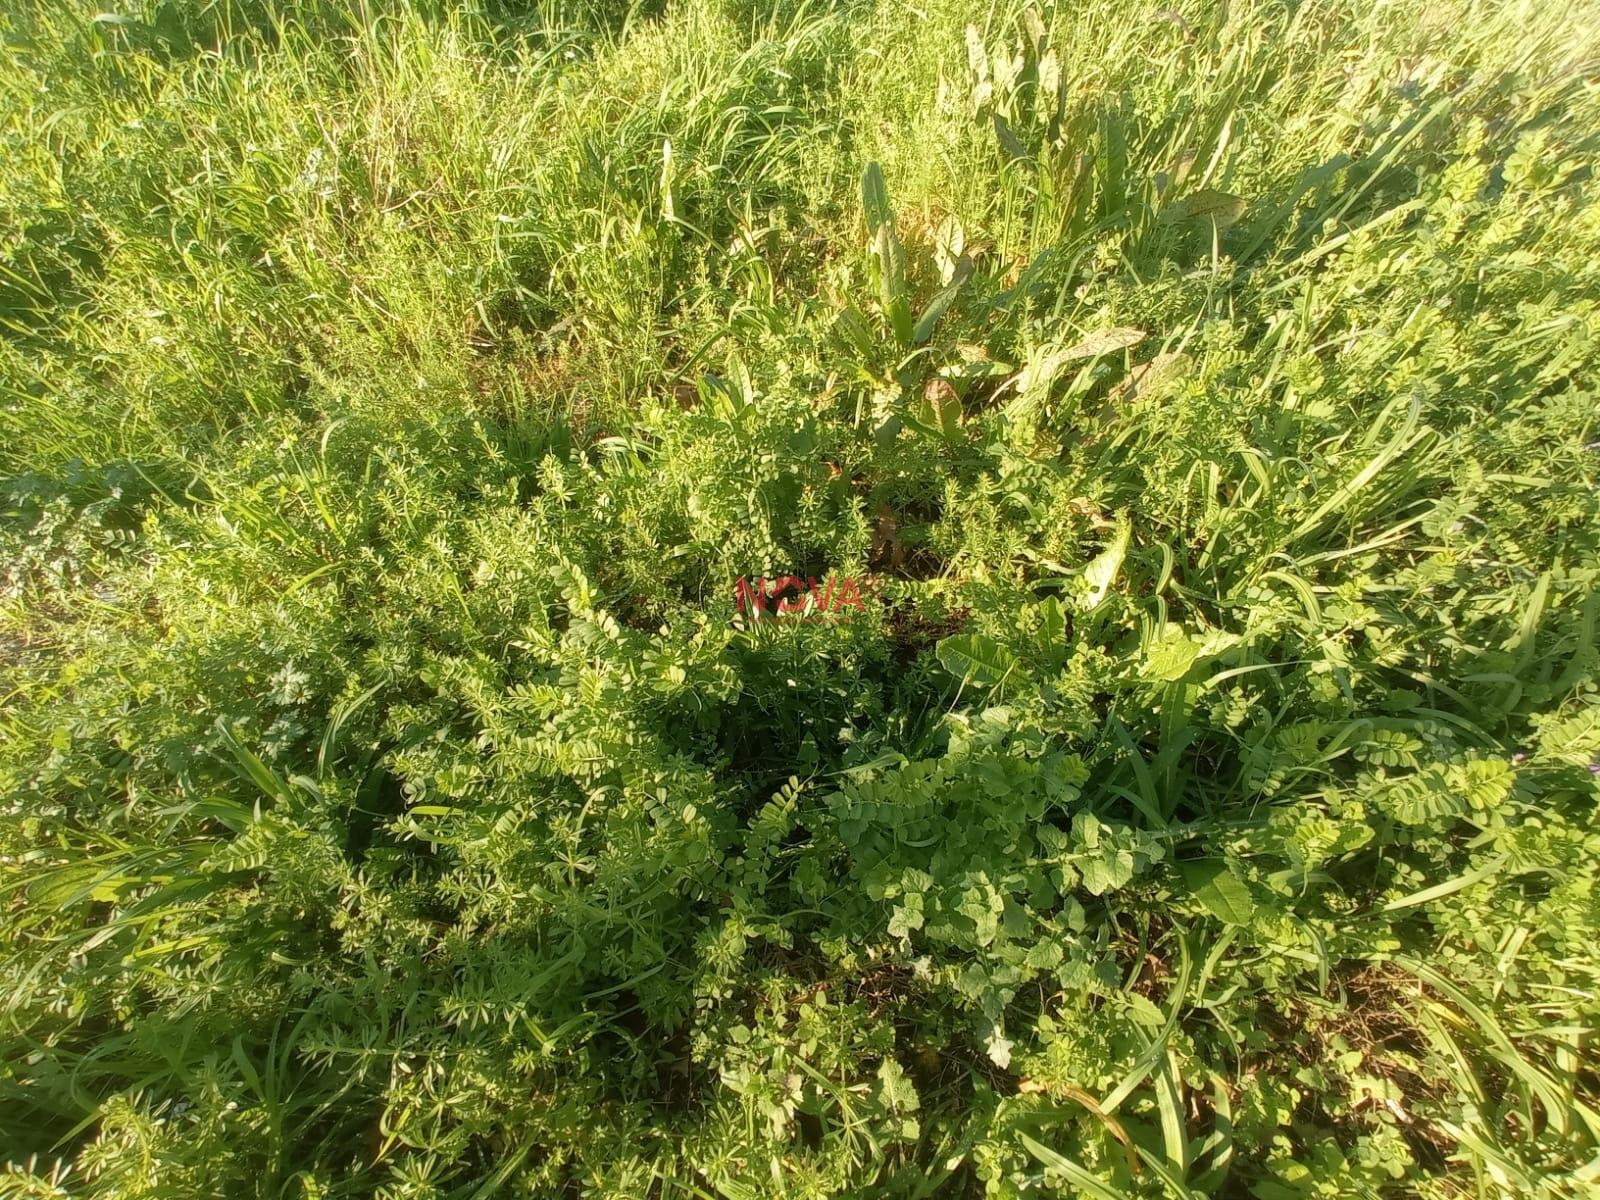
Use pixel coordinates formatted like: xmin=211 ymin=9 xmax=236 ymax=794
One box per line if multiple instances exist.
xmin=2 ymin=0 xmax=1599 ymax=1196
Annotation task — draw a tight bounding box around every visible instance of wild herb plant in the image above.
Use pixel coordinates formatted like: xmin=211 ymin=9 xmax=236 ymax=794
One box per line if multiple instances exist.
xmin=2 ymin=0 xmax=1598 ymax=1196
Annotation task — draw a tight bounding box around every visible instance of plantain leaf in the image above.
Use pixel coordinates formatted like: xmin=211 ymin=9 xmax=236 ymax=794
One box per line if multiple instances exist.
xmin=912 ymin=278 xmax=963 ymax=345
xmin=862 ymin=162 xmax=911 ymax=343
xmin=915 ymin=379 xmax=963 ymax=444
xmin=862 ymin=161 xmax=893 ymax=234
xmin=993 ymin=112 xmax=1030 ymax=164
xmin=936 ymin=633 xmax=1017 ymax=687
xmin=1160 ymin=187 xmax=1248 ymax=228
xmin=1038 ymin=596 xmax=1066 ymax=654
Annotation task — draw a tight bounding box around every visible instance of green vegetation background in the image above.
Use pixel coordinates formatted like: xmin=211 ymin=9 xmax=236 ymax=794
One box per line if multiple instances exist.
xmin=2 ymin=0 xmax=1598 ymax=1195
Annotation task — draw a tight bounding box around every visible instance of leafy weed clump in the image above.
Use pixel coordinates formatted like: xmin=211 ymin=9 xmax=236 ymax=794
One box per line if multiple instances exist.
xmin=2 ymin=0 xmax=1598 ymax=1196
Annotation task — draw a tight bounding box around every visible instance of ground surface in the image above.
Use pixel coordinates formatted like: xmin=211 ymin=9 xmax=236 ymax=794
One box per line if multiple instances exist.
xmin=2 ymin=0 xmax=1599 ymax=1196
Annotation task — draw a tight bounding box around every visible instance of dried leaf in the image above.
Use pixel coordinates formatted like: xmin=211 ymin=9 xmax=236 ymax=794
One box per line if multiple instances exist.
xmin=1113 ymin=351 xmax=1193 ymax=402
xmin=871 ymin=503 xmax=906 ymax=572
xmin=1061 ymin=326 xmax=1146 ymax=361
xmin=964 ymin=24 xmax=988 ymax=84
xmin=921 ymin=378 xmax=963 ymax=442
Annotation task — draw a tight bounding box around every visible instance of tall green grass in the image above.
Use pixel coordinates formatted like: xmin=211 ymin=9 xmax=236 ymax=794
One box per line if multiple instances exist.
xmin=3 ymin=0 xmax=1599 ymax=1196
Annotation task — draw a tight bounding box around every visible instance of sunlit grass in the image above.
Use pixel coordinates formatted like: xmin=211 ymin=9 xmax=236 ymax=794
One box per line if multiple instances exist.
xmin=2 ymin=0 xmax=1598 ymax=1196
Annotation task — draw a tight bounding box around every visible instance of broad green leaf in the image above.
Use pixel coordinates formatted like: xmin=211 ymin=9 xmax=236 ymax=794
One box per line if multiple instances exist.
xmin=862 ymin=161 xmax=911 ymax=342
xmin=877 ymin=1059 xmax=920 ymax=1112
xmin=1037 ymin=596 xmax=1066 ymax=654
xmin=1025 ymin=939 xmax=1065 ymax=970
xmin=1126 ymin=992 xmax=1165 ymax=1027
xmin=936 ymin=633 xmax=1016 ymax=686
xmin=887 ymin=902 xmax=923 ymax=938
xmin=933 ymin=214 xmax=967 ymax=283
xmin=26 ymin=864 xmax=120 ymax=909
xmin=876 ymin=227 xmax=912 ymax=343
xmin=832 ymin=304 xmax=874 ymax=358
xmin=1179 ymin=859 xmax=1256 ymax=925
xmin=862 ymin=160 xmax=893 ymax=234
xmin=1161 ymin=188 xmax=1248 ymax=227
xmin=993 ymin=112 xmax=1029 ymax=163
xmin=1079 ymin=850 xmax=1135 ymax=895
xmin=1082 ymin=518 xmax=1131 ymax=607
xmin=913 ymin=379 xmax=963 ymax=444
xmin=1143 ymin=627 xmax=1201 ymax=682
xmin=911 ymin=278 xmax=963 ymax=345
xmin=936 ymin=389 xmax=963 ymax=443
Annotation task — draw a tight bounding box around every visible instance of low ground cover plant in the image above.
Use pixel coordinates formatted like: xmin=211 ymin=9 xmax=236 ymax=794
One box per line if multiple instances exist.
xmin=2 ymin=0 xmax=1598 ymax=1195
